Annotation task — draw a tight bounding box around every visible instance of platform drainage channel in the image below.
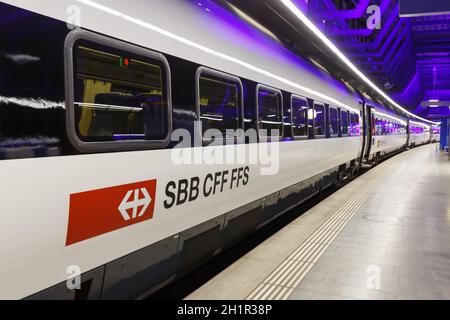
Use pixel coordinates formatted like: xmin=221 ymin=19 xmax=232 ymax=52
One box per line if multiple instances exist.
xmin=246 ymin=177 xmax=383 ymax=300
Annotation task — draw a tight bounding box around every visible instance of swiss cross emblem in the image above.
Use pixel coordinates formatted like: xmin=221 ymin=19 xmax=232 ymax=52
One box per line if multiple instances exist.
xmin=66 ymin=180 xmax=157 ymax=246
xmin=118 ymin=188 xmax=152 ymax=221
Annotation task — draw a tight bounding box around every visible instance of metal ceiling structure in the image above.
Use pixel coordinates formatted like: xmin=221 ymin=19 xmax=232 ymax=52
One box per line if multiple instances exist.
xmin=307 ymin=0 xmax=450 ymax=121
xmin=412 ymin=14 xmax=450 ymax=119
xmin=215 ymin=0 xmax=450 ymax=122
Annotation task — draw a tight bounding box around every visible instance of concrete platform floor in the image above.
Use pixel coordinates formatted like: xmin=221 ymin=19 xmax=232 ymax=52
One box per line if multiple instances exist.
xmin=186 ymin=144 xmax=450 ymax=300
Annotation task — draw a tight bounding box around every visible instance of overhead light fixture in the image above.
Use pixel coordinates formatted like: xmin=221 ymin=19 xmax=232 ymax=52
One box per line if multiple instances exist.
xmin=76 ymin=0 xmax=436 ymax=125
xmin=74 ymin=0 xmax=360 ymax=114
xmin=280 ymin=0 xmax=438 ymax=125
xmin=429 ymin=99 xmax=439 ymax=102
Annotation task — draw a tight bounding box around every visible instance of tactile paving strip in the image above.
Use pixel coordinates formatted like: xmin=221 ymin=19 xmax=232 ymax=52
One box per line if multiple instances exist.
xmin=246 ymin=175 xmax=384 ymax=300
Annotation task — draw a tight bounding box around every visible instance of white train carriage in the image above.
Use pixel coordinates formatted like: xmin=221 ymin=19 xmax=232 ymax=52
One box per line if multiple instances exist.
xmin=1 ymin=0 xmax=363 ymax=300
xmin=408 ymin=121 xmax=431 ymax=147
xmin=0 ymin=0 xmax=437 ymax=300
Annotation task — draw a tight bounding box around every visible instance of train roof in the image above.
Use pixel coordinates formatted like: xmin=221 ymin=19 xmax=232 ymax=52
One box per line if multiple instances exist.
xmin=5 ymin=0 xmax=363 ymax=113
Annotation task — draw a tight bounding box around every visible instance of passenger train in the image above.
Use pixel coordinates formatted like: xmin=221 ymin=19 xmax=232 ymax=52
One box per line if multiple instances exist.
xmin=0 ymin=0 xmax=438 ymax=299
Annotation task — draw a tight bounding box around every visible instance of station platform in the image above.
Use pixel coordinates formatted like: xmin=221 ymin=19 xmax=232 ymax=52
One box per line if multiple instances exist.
xmin=186 ymin=144 xmax=450 ymax=300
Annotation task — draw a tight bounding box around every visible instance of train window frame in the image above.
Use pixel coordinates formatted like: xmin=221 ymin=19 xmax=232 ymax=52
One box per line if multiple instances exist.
xmin=64 ymin=29 xmax=172 ymax=153
xmin=329 ymin=106 xmax=339 ymax=138
xmin=290 ymin=94 xmax=309 ymax=139
xmin=195 ymin=66 xmax=244 ymax=144
xmin=349 ymin=111 xmax=360 ymax=136
xmin=340 ymin=109 xmax=349 ymax=137
xmin=256 ymin=84 xmax=284 ymax=138
xmin=313 ymin=102 xmax=326 ymax=138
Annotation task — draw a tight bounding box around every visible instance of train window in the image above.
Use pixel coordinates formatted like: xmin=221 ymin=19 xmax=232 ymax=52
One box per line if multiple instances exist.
xmin=432 ymin=126 xmax=440 ymax=135
xmin=196 ymin=67 xmax=243 ymax=139
xmin=410 ymin=125 xmax=424 ymax=134
xmin=381 ymin=119 xmax=387 ymax=135
xmin=400 ymin=123 xmax=407 ymax=135
xmin=313 ymin=103 xmax=325 ymax=137
xmin=329 ymin=106 xmax=338 ymax=137
xmin=340 ymin=110 xmax=349 ymax=135
xmin=374 ymin=118 xmax=381 ymax=136
xmin=375 ymin=117 xmax=407 ymax=136
xmin=257 ymin=85 xmax=283 ymax=137
xmin=349 ymin=112 xmax=360 ymax=136
xmin=65 ymin=30 xmax=171 ymax=152
xmin=291 ymin=96 xmax=308 ymax=137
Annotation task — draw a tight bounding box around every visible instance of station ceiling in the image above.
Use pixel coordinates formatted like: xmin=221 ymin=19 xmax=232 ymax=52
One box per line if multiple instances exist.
xmin=217 ymin=0 xmax=450 ymax=121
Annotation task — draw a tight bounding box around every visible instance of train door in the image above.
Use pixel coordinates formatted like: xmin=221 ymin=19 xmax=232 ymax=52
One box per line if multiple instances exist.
xmin=364 ymin=105 xmax=374 ymax=161
xmin=406 ymin=120 xmax=411 ymax=146
xmin=357 ymin=102 xmax=366 ymax=167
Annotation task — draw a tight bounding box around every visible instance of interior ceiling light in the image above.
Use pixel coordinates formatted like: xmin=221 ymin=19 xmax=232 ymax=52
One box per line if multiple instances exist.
xmin=280 ymin=0 xmax=438 ymax=126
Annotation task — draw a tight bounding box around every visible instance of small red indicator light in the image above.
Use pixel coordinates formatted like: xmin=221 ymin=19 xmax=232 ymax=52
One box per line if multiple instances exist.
xmin=124 ymin=57 xmax=130 ymax=67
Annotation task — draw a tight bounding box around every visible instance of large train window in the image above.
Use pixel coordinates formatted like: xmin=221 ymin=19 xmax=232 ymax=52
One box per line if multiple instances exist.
xmin=410 ymin=124 xmax=424 ymax=134
xmin=291 ymin=95 xmax=308 ymax=138
xmin=329 ymin=106 xmax=338 ymax=137
xmin=196 ymin=67 xmax=243 ymax=139
xmin=313 ymin=102 xmax=325 ymax=137
xmin=65 ymin=30 xmax=172 ymax=152
xmin=341 ymin=110 xmax=349 ymax=135
xmin=349 ymin=112 xmax=360 ymax=136
xmin=257 ymin=85 xmax=283 ymax=137
xmin=374 ymin=117 xmax=382 ymax=136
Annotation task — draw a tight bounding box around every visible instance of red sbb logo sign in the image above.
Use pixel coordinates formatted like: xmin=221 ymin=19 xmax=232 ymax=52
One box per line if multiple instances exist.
xmin=66 ymin=180 xmax=157 ymax=246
